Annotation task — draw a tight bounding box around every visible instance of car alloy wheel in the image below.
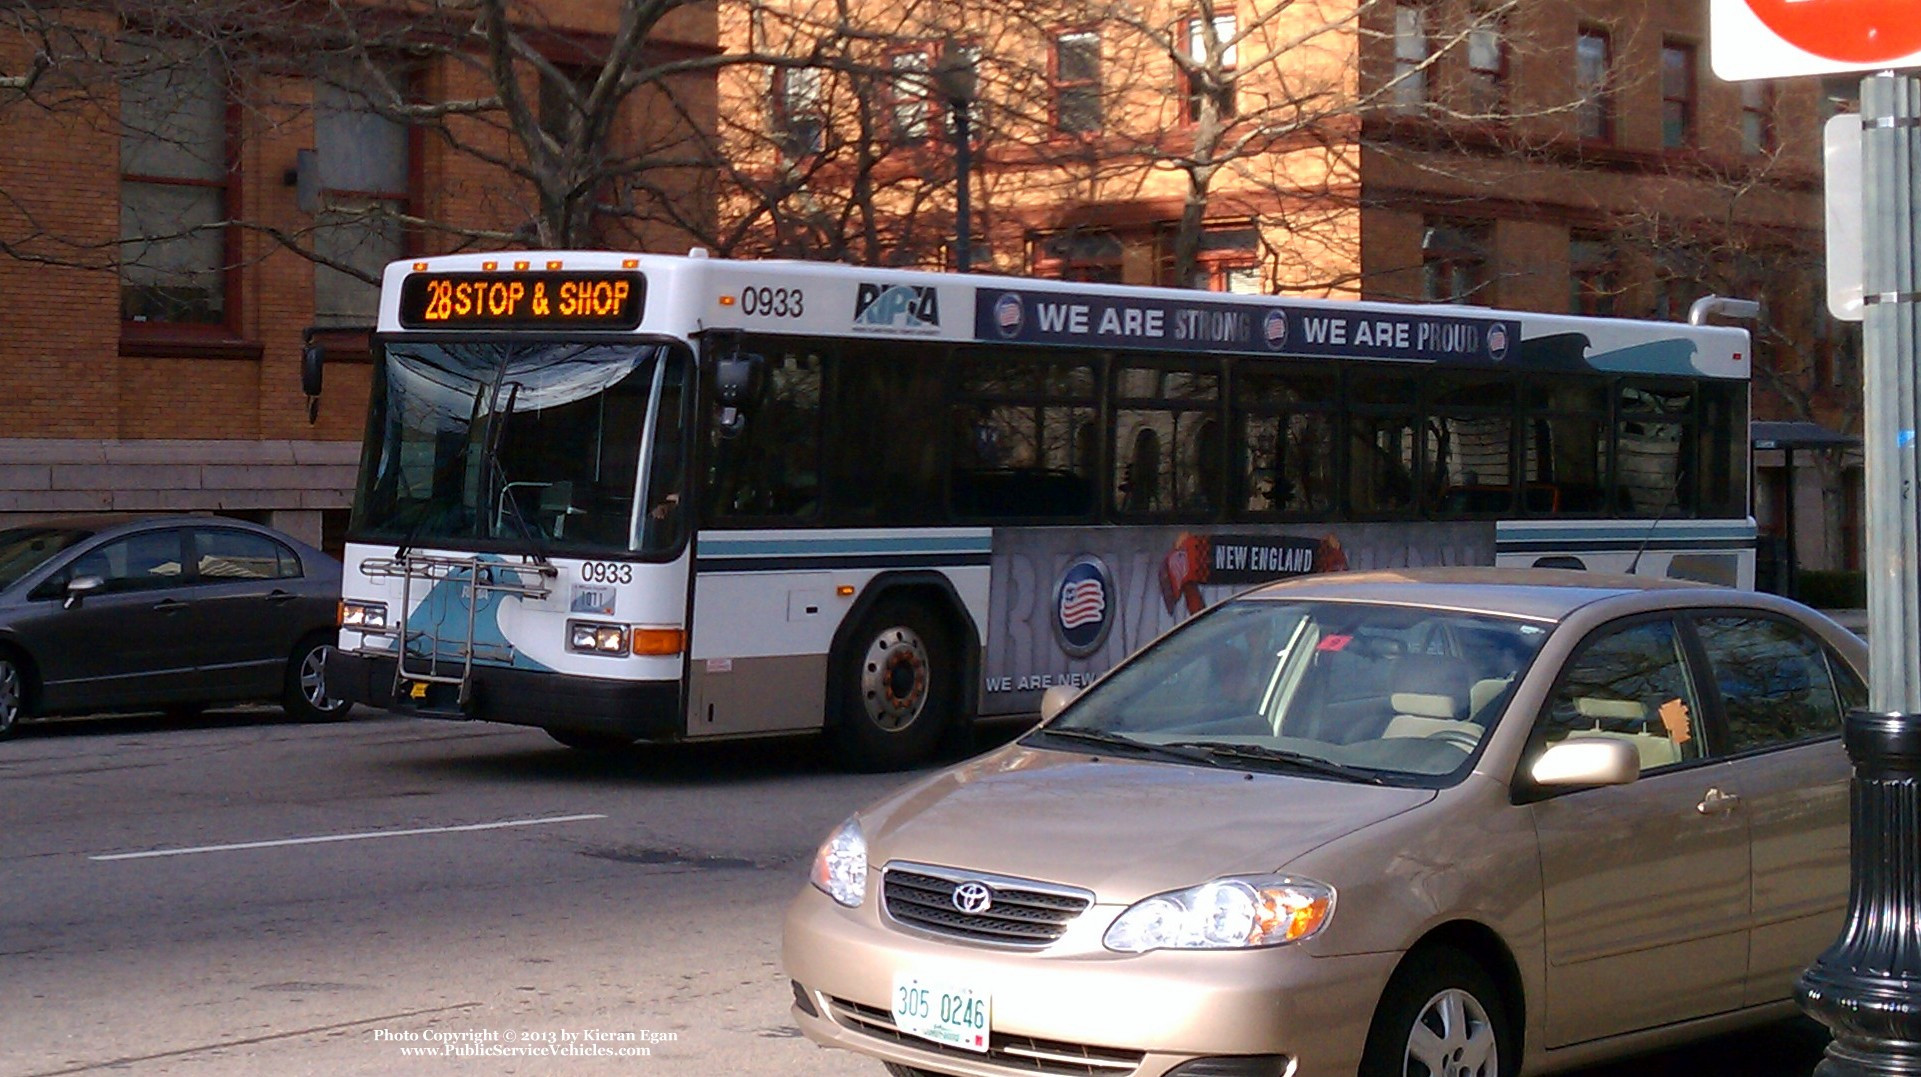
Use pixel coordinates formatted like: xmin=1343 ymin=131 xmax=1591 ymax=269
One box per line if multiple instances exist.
xmin=1404 ymin=987 xmax=1499 ymax=1077
xmin=0 ymin=656 xmax=20 ymax=737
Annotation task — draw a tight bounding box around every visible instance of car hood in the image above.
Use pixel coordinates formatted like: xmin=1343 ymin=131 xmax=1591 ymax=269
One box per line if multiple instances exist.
xmin=863 ymin=743 xmax=1436 ymax=903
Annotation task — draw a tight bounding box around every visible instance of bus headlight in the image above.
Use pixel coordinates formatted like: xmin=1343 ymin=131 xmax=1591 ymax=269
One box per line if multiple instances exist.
xmin=568 ymin=621 xmax=629 ymax=655
xmin=340 ymin=600 xmax=387 ymax=630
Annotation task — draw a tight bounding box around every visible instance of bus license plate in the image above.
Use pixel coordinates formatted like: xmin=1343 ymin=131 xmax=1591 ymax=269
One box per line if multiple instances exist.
xmin=891 ymin=972 xmax=990 ymax=1053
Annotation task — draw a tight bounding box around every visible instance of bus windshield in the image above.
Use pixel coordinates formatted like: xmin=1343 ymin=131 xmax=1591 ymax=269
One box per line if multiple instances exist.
xmin=350 ymin=340 xmax=687 ymax=556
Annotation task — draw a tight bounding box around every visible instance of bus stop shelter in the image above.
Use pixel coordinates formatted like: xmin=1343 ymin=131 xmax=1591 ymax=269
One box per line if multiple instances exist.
xmin=1751 ymin=420 xmax=1861 ymax=597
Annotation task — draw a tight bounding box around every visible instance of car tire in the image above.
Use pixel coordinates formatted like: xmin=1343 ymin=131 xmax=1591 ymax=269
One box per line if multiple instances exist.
xmin=1360 ymin=947 xmax=1512 ymax=1077
xmin=827 ymin=599 xmax=955 ymax=772
xmin=283 ymin=633 xmax=352 ymax=723
xmin=546 ymin=728 xmax=635 ymax=753
xmin=0 ymin=652 xmax=25 ymax=739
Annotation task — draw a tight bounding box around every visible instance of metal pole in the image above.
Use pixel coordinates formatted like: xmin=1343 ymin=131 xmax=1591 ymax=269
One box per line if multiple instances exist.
xmin=1797 ymin=71 xmax=1921 ymax=1077
xmin=953 ymin=98 xmax=972 ymax=272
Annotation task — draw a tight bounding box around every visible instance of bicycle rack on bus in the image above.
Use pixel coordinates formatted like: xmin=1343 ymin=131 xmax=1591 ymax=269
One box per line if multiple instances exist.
xmin=356 ymin=553 xmax=558 ymax=710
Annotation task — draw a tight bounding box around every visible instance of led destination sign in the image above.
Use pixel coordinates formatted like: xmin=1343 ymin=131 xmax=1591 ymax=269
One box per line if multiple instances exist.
xmin=398 ymin=271 xmax=645 ymax=329
xmin=977 ymin=288 xmax=1520 ymax=366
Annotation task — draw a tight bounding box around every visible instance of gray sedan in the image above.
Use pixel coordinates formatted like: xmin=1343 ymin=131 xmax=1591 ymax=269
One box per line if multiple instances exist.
xmin=0 ymin=515 xmax=347 ymax=736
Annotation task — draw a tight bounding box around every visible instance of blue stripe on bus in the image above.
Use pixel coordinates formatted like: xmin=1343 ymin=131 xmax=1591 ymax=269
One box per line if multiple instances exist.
xmin=1495 ymin=522 xmax=1756 ymax=543
xmin=696 ymin=552 xmax=993 ymax=573
xmin=697 ymin=534 xmax=993 ymax=558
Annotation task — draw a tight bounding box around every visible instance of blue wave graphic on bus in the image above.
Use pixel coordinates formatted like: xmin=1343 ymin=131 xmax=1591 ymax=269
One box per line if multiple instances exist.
xmin=404 ymin=555 xmax=552 ymax=672
xmin=1582 ymin=339 xmax=1701 ymax=376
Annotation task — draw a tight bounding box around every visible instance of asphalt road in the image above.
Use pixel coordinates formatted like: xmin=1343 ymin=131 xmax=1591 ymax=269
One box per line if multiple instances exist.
xmin=0 ymin=709 xmax=1833 ymax=1077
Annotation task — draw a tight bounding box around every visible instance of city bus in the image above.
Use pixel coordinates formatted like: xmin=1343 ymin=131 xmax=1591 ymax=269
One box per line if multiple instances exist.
xmin=318 ymin=250 xmax=1752 ymax=769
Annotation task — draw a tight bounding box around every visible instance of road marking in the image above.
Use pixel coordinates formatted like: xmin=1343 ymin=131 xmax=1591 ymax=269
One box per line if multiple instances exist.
xmin=88 ymin=813 xmax=608 ymax=861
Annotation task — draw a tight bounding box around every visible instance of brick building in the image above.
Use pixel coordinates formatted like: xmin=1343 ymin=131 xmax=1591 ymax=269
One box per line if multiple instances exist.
xmin=0 ymin=3 xmax=716 ymax=553
xmin=724 ymin=0 xmax=1860 ymax=571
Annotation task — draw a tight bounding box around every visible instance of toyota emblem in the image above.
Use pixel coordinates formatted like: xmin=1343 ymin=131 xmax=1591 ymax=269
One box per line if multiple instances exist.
xmin=952 ymin=881 xmax=994 ymax=914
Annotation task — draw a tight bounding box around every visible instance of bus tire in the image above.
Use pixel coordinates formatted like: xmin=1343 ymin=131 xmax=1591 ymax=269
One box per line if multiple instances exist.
xmin=829 ymin=599 xmax=954 ymax=772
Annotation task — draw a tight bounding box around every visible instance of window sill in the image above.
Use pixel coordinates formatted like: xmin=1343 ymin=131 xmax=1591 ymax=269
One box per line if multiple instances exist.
xmin=119 ymin=327 xmax=263 ymax=361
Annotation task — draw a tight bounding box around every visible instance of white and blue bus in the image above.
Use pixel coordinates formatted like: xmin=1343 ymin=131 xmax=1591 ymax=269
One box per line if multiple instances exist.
xmin=320 ymin=250 xmax=1752 ymax=769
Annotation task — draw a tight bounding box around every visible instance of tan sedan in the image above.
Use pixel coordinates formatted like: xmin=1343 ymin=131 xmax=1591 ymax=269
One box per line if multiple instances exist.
xmin=782 ymin=569 xmax=1863 ymax=1077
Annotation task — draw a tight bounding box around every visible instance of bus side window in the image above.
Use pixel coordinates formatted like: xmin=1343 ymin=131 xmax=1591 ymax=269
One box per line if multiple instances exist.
xmin=704 ymin=346 xmax=822 ymax=523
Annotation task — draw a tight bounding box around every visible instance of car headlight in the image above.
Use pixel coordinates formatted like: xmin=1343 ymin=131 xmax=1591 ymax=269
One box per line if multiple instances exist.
xmin=1103 ymin=875 xmax=1334 ymax=953
xmin=340 ymin=600 xmax=387 ymax=630
xmin=808 ymin=817 xmax=868 ymax=908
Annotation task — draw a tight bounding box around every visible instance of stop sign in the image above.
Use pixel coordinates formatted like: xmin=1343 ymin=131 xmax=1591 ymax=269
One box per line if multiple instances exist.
xmin=1744 ymin=0 xmax=1921 ymax=63
xmin=1713 ymin=0 xmax=1921 ymax=80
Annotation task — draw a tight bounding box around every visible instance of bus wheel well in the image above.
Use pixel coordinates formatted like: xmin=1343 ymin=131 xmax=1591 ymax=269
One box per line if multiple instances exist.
xmin=1395 ymin=920 xmax=1526 ymax=1058
xmin=824 ymin=578 xmax=977 ymax=771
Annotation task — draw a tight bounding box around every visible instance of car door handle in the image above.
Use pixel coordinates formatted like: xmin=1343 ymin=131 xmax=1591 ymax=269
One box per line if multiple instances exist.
xmin=152 ymin=598 xmax=190 ymax=613
xmin=265 ymin=589 xmax=299 ymax=604
xmin=1696 ymin=787 xmax=1741 ymax=815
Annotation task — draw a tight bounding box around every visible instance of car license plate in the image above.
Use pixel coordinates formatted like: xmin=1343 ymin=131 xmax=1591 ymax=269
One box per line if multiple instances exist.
xmin=891 ymin=972 xmax=990 ymax=1053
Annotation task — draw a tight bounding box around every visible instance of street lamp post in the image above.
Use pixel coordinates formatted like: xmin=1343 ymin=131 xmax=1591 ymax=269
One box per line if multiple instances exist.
xmin=935 ymin=45 xmax=977 ymax=272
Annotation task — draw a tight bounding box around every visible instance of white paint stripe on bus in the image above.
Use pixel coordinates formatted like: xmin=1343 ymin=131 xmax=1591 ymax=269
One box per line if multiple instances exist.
xmin=88 ymin=813 xmax=608 ymax=861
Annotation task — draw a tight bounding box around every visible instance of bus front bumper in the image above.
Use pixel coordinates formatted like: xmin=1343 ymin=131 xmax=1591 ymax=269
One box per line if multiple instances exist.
xmin=325 ymin=648 xmax=683 ymax=740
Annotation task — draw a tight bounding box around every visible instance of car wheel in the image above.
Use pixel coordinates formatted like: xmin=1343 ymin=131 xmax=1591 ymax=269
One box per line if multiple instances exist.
xmin=546 ymin=728 xmax=635 ymax=752
xmin=283 ymin=634 xmax=352 ymax=722
xmin=1360 ymin=947 xmax=1511 ymax=1077
xmin=828 ymin=599 xmax=955 ymax=772
xmin=0 ymin=653 xmax=24 ymax=738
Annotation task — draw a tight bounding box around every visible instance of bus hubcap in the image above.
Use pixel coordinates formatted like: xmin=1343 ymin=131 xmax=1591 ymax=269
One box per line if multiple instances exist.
xmin=861 ymin=627 xmax=929 ymax=731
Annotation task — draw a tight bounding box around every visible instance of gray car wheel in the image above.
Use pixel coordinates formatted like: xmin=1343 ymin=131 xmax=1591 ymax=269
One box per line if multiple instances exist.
xmin=283 ymin=635 xmax=351 ymax=722
xmin=0 ymin=655 xmax=21 ymax=738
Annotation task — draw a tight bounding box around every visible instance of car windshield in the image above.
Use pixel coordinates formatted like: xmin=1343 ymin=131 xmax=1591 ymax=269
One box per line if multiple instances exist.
xmin=350 ymin=340 xmax=687 ymax=556
xmin=1032 ymin=598 xmax=1552 ymax=784
xmin=0 ymin=526 xmax=93 ymax=591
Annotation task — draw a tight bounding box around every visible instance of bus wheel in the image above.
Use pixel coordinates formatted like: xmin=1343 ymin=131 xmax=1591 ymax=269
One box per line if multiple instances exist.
xmin=830 ymin=600 xmax=954 ymax=772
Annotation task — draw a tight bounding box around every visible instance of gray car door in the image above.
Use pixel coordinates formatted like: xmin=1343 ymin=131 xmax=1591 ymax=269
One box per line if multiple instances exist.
xmin=1528 ymin=614 xmax=1750 ymax=1047
xmin=32 ymin=528 xmax=198 ymax=710
xmin=183 ymin=527 xmax=308 ymax=699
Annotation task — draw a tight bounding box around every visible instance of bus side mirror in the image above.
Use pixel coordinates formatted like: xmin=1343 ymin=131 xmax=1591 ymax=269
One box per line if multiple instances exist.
xmin=301 ymin=332 xmax=325 ymax=424
xmin=712 ymin=351 xmax=764 ymax=439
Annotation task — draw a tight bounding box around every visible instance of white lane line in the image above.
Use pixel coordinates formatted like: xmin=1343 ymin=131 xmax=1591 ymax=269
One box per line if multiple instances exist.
xmin=88 ymin=813 xmax=608 ymax=862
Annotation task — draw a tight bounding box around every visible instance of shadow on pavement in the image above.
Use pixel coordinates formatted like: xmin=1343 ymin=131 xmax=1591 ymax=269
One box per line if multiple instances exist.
xmin=9 ymin=705 xmax=347 ymax=739
xmin=388 ymin=713 xmax=1035 ymax=788
xmin=1566 ymin=1016 xmax=1828 ymax=1077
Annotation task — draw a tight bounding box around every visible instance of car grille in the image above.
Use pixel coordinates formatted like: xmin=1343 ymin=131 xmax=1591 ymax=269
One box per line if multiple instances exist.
xmin=882 ymin=863 xmax=1092 ymax=947
xmin=824 ymin=995 xmax=1145 ymax=1075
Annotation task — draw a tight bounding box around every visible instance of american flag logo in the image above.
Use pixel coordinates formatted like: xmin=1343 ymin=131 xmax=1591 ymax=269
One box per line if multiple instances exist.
xmin=1059 ymin=578 xmax=1106 ymax=630
xmin=993 ymin=293 xmax=1024 ymax=337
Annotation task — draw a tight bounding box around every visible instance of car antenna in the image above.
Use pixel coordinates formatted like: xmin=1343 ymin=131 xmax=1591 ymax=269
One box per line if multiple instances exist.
xmin=1625 ymin=483 xmax=1683 ymax=576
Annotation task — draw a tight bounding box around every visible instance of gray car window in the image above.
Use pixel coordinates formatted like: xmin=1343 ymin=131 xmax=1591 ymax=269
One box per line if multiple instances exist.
xmin=193 ymin=529 xmax=298 ymax=581
xmin=1535 ymin=617 xmax=1706 ymax=775
xmin=1695 ymin=615 xmax=1843 ymax=752
xmin=67 ymin=531 xmax=186 ymax=594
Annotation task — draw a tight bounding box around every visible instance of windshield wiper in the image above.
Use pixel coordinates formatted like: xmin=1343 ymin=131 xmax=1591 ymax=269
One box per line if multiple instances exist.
xmin=1030 ymin=727 xmax=1229 ymax=768
xmin=1160 ymin=741 xmax=1391 ymax=784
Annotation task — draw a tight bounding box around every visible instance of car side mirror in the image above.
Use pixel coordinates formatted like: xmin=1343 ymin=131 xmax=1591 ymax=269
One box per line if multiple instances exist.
xmin=1529 ymin=737 xmax=1641 ymax=788
xmin=1039 ymin=684 xmax=1080 ymax=723
xmin=64 ymin=574 xmax=105 ymax=610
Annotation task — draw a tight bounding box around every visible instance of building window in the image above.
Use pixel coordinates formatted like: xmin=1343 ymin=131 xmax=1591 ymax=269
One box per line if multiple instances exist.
xmin=1055 ymin=30 xmax=1102 ymax=133
xmin=119 ymin=40 xmax=230 ymax=326
xmin=1575 ymin=28 xmax=1612 ymax=142
xmin=1033 ymin=229 xmax=1125 ymax=281
xmin=887 ymin=48 xmax=933 ymax=142
xmin=1742 ymin=82 xmax=1776 ymax=154
xmin=1661 ymin=41 xmax=1696 ymax=149
xmin=1466 ymin=10 xmax=1508 ymax=114
xmin=313 ymin=73 xmax=410 ymax=327
xmin=1183 ymin=12 xmax=1237 ymax=122
xmin=774 ymin=66 xmax=824 ymax=157
xmin=1422 ymin=219 xmax=1490 ymax=304
xmin=1569 ymin=232 xmax=1619 ymax=317
xmin=1392 ymin=4 xmax=1430 ymax=110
